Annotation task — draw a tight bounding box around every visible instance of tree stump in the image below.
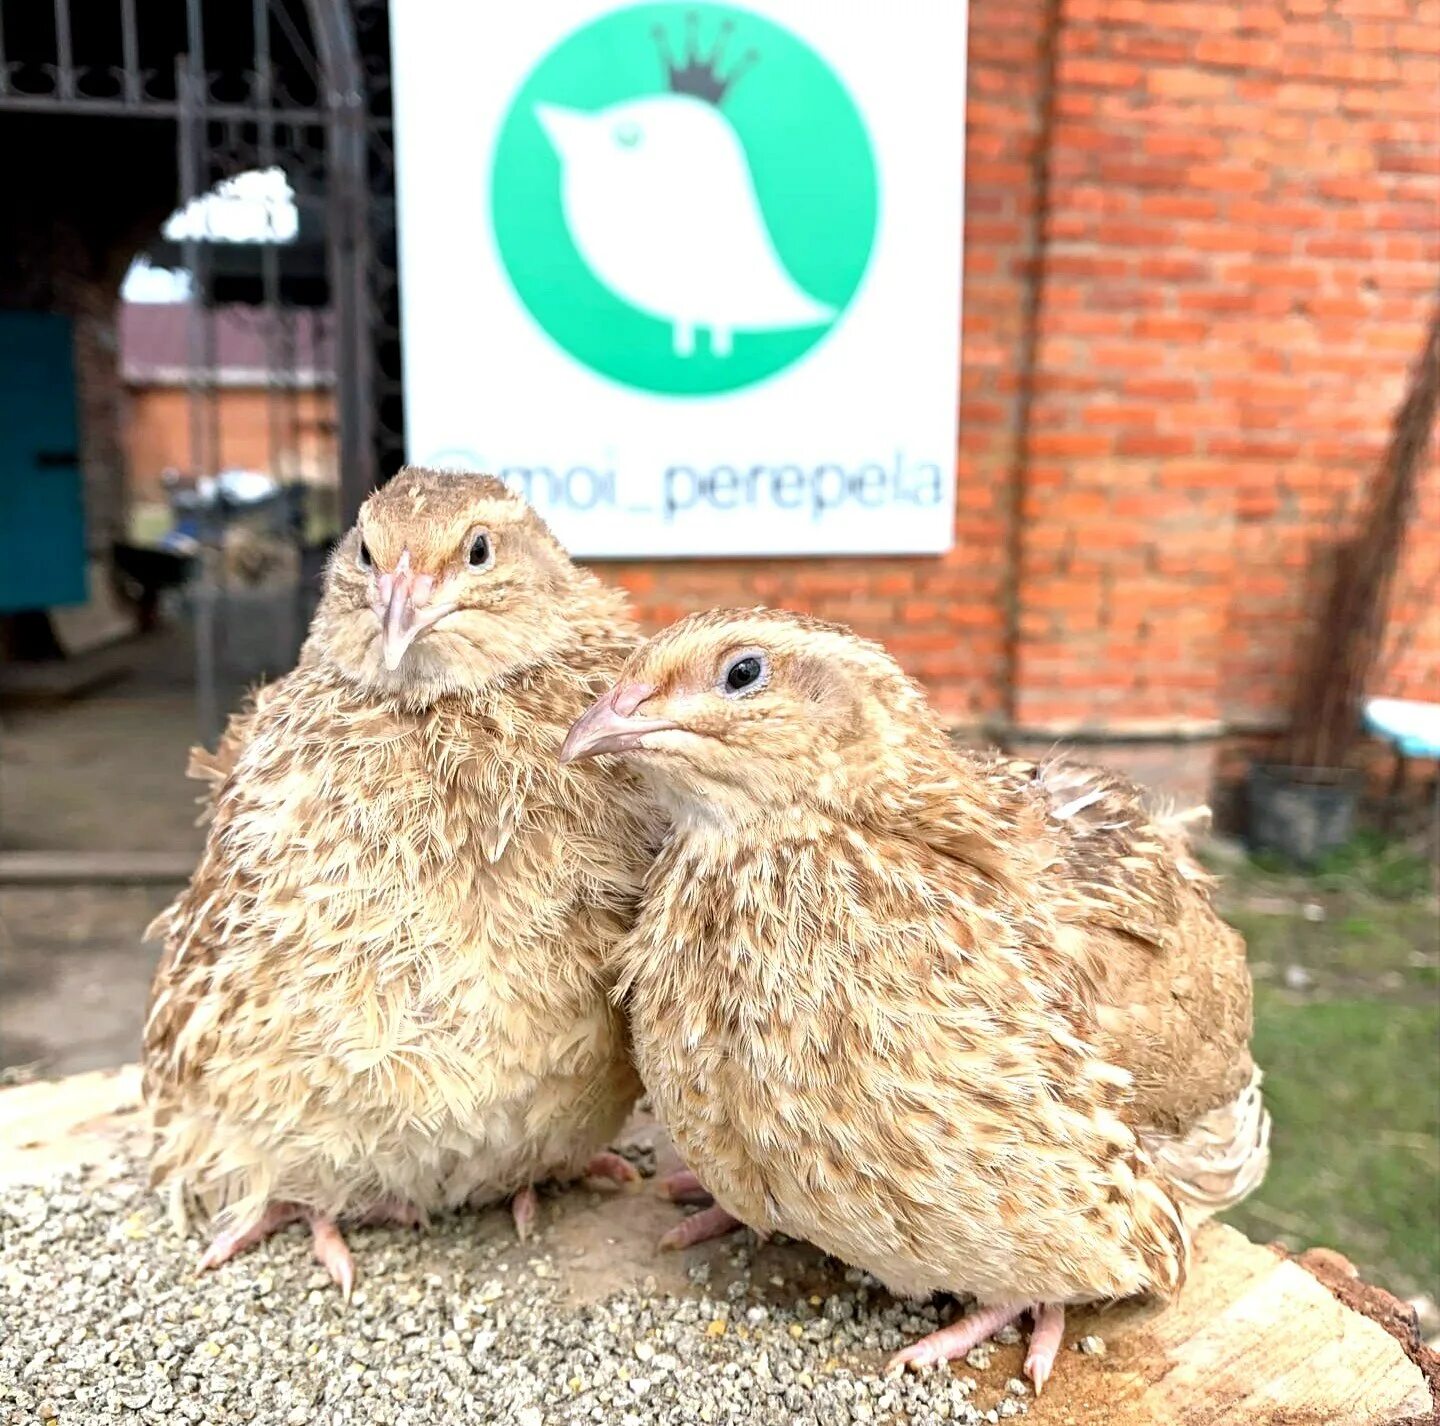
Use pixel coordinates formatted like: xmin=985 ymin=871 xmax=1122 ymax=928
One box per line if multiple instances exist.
xmin=2 ymin=1066 xmax=1434 ymax=1425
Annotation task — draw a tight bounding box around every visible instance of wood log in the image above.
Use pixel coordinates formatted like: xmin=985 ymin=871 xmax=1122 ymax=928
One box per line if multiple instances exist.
xmin=2 ymin=1067 xmax=1434 ymax=1424
xmin=0 ymin=851 xmax=194 ymax=885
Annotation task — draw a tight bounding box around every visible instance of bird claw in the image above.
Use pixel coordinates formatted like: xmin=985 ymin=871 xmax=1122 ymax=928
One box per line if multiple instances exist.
xmin=308 ymin=1215 xmax=357 ymax=1302
xmin=511 ymin=1185 xmax=539 ymax=1243
xmin=886 ymin=1302 xmax=1066 ymax=1392
xmin=195 ymin=1202 xmax=303 ymax=1275
xmin=885 ymin=1302 xmax=1027 ymax=1376
xmin=1023 ymin=1302 xmax=1065 ymax=1395
xmin=582 ymin=1151 xmax=641 ymax=1188
xmin=659 ymin=1168 xmax=715 ymax=1206
xmin=657 ymin=1203 xmax=744 ymax=1252
xmin=1026 ymin=1351 xmax=1053 ymax=1397
xmin=196 ymin=1203 xmax=359 ymax=1302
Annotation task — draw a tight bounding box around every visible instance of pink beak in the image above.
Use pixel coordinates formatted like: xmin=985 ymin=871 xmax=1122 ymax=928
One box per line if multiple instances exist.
xmin=560 ymin=683 xmax=673 ymax=762
xmin=374 ymin=549 xmax=451 ymax=670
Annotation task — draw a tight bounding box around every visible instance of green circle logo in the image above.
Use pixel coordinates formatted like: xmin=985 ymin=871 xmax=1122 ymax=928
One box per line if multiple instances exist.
xmin=491 ymin=3 xmax=879 ymax=397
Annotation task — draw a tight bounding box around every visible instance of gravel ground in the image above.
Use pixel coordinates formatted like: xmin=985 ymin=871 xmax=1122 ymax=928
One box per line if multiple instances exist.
xmin=1 ymin=1150 xmax=1035 ymax=1426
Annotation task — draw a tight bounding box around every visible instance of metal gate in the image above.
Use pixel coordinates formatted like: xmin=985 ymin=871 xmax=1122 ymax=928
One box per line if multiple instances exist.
xmin=0 ymin=0 xmax=394 ymax=739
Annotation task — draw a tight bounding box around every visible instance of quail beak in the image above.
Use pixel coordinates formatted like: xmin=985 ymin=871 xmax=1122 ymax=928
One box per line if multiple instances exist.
xmin=560 ymin=683 xmax=674 ymax=763
xmin=375 ymin=550 xmax=454 ymax=671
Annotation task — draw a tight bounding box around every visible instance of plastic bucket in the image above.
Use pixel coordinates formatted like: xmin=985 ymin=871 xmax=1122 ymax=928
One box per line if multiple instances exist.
xmin=1246 ymin=764 xmax=1361 ymax=865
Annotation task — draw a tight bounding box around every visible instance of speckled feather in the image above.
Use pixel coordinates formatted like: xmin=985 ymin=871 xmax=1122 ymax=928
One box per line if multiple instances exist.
xmin=604 ymin=608 xmax=1267 ymax=1310
xmin=144 ymin=470 xmax=651 ymax=1232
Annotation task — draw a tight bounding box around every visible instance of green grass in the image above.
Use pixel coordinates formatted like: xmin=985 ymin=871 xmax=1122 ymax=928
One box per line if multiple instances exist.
xmin=1248 ymin=828 xmax=1436 ymax=901
xmin=1223 ymin=990 xmax=1440 ymax=1303
xmin=1211 ymin=834 xmax=1440 ymax=1306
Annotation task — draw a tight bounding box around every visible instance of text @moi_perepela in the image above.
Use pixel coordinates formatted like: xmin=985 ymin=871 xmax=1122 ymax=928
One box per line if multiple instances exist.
xmin=489 ymin=454 xmax=946 ymax=521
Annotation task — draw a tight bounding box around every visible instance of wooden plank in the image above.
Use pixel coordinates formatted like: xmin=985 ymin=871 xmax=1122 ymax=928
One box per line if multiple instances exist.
xmin=0 ymin=850 xmax=193 ymax=884
xmin=1014 ymin=1222 xmax=1434 ymax=1424
xmin=0 ymin=1064 xmax=146 ymax=1185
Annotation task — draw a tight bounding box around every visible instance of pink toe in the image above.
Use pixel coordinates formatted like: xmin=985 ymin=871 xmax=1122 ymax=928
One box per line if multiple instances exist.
xmin=885 ymin=1302 xmax=1028 ymax=1375
xmin=196 ymin=1202 xmax=302 ymax=1274
xmin=584 ymin=1151 xmax=641 ymax=1186
xmin=307 ymin=1216 xmax=356 ymax=1300
xmin=658 ymin=1203 xmax=744 ymax=1251
xmin=1024 ymin=1302 xmax=1066 ymax=1395
xmin=660 ymin=1169 xmax=714 ymax=1206
xmin=512 ymin=1185 xmax=539 ymax=1242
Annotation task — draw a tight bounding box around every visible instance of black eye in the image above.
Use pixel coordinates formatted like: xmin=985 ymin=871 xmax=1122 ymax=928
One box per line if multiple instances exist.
xmin=468 ymin=533 xmax=491 ymax=568
xmin=724 ymin=654 xmax=765 ymax=694
xmin=358 ymin=540 xmax=372 ymax=569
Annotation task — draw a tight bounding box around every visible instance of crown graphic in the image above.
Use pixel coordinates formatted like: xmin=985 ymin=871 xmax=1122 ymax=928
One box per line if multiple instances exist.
xmin=652 ymin=13 xmax=759 ymax=106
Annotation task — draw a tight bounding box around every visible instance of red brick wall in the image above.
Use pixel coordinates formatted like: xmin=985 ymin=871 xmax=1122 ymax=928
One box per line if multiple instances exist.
xmin=1030 ymin=0 xmax=1440 ymax=731
xmin=604 ymin=0 xmax=1439 ymax=735
xmin=123 ymin=385 xmax=337 ymax=501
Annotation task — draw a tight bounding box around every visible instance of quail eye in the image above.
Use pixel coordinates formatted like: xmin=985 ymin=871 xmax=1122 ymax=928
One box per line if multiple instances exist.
xmin=723 ymin=654 xmax=766 ymax=696
xmin=358 ymin=539 xmax=372 ymax=570
xmin=467 ymin=532 xmax=492 ymax=568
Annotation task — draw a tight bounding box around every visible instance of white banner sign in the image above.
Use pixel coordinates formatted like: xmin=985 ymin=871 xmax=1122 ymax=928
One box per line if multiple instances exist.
xmin=390 ymin=0 xmax=966 ymax=557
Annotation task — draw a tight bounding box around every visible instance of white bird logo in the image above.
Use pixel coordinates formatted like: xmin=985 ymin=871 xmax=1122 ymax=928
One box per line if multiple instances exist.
xmin=535 ymin=92 xmax=837 ymax=359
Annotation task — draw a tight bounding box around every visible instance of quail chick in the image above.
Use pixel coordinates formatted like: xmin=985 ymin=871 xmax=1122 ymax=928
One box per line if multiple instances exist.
xmin=561 ymin=607 xmax=1268 ymax=1391
xmin=145 ymin=469 xmax=651 ymax=1293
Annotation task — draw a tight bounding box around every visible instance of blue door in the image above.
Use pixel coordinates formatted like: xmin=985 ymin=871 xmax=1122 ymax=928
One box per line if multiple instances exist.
xmin=0 ymin=311 xmax=87 ymax=613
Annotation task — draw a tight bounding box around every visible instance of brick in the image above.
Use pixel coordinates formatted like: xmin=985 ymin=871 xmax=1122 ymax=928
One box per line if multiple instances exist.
xmin=1123 ymin=377 xmax=1202 ymax=400
xmin=1305 ymin=235 xmax=1381 ymax=259
xmin=1195 ymin=36 xmax=1283 ymax=68
xmin=1118 ymin=433 xmax=1200 ymax=456
xmin=1392 ymin=20 xmax=1440 ymax=50
xmin=1219 ymin=261 xmax=1324 ymax=290
xmin=1137 ymin=193 xmax=1222 ymax=220
xmin=1141 ymin=130 xmax=1228 ymax=160
xmin=1184 ymin=164 xmax=1271 ymax=193
xmin=1046 ymin=252 xmax=1135 ymax=278
xmin=1146 ymin=67 xmax=1233 ymax=100
xmin=1064 ymin=0 xmax=1151 ymax=21
xmin=1110 ymin=34 xmax=1195 ymax=63
xmin=1082 ymin=404 xmax=1161 ymax=427
xmin=1146 ymin=3 xmax=1246 ymax=30
xmin=1138 ymin=255 xmax=1211 ymax=282
xmin=1061 ymin=57 xmax=1146 ymax=88
xmin=1030 ymin=431 xmax=1117 ymax=457
xmin=1089 ymin=220 xmax=1171 ymax=248
xmin=1318 ymin=175 xmax=1391 ymax=201
xmin=1134 ymin=316 xmax=1212 ymax=342
xmin=1276 ymin=82 xmax=1341 ymax=111
xmin=1335 ymin=0 xmax=1414 ymax=17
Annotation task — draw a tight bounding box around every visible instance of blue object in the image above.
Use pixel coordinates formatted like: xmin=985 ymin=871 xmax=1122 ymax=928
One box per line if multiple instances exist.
xmin=1364 ymin=698 xmax=1440 ymax=760
xmin=0 ymin=311 xmax=87 ymax=613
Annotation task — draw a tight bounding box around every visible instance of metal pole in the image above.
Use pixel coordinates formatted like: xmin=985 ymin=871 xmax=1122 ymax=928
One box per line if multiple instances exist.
xmin=330 ymin=98 xmax=372 ymax=527
xmin=305 ymin=0 xmax=371 ymax=520
xmin=178 ymin=56 xmax=219 ymax=747
xmin=120 ymin=0 xmax=140 ymax=106
xmin=53 ymin=0 xmax=75 ymax=100
xmin=253 ymin=0 xmax=300 ymax=669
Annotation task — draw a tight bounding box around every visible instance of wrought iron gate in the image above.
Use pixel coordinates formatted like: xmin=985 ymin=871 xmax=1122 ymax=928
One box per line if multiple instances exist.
xmin=0 ymin=0 xmax=399 ymax=739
